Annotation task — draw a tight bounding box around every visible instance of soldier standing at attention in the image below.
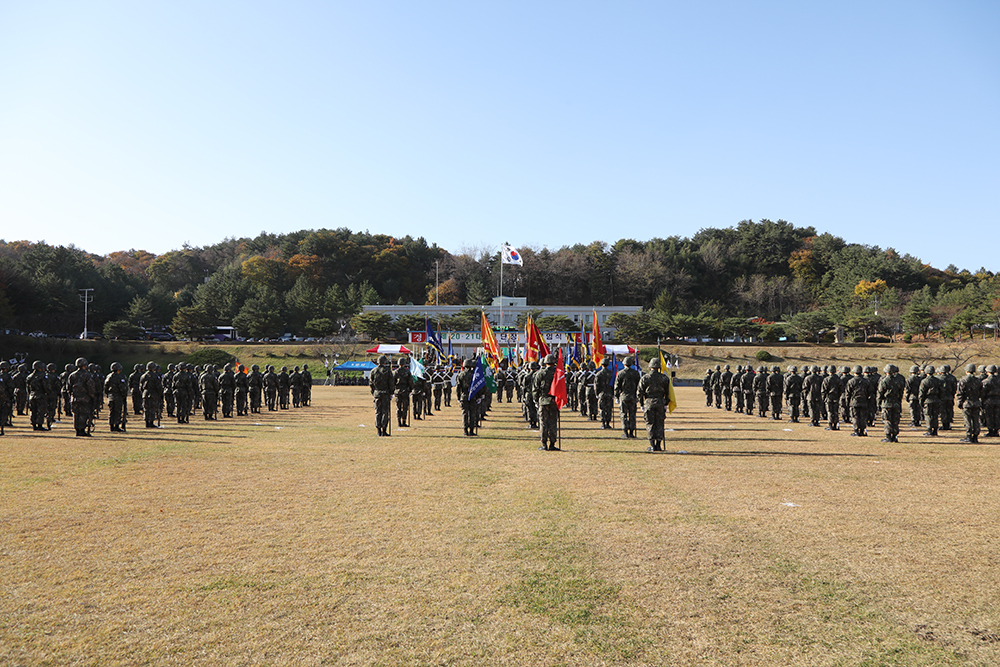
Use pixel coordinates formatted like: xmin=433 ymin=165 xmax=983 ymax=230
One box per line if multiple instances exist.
xmin=982 ymin=365 xmax=1000 ymax=438
xmin=637 ymin=358 xmax=669 ymax=452
xmin=845 ymin=365 xmax=870 ymax=437
xmin=802 ymin=365 xmax=824 ymax=427
xmin=128 ymin=363 xmax=143 ymax=415
xmin=711 ymin=364 xmax=723 ymax=409
xmin=821 ymin=365 xmax=843 ymax=431
xmin=277 ymin=366 xmax=291 ymax=410
xmin=432 ymin=364 xmax=445 ymax=410
xmin=721 ymin=364 xmax=734 ymax=411
xmin=12 ymin=363 xmax=28 ymax=417
xmin=104 ymin=362 xmax=129 ymax=432
xmin=200 ymin=364 xmax=220 ymax=420
xmin=290 ymin=366 xmax=303 ymax=408
xmin=219 ymin=363 xmax=236 ymax=417
xmin=68 ymin=357 xmax=97 ymax=437
xmin=877 ymin=364 xmax=906 ymax=443
xmin=938 ymin=365 xmax=957 ymax=430
xmin=524 ymin=361 xmax=540 ymax=429
xmin=235 ymin=365 xmax=249 ymax=416
xmin=411 ymin=367 xmax=425 ymax=421
xmin=369 ymin=355 xmax=395 ymax=437
xmin=595 ymin=358 xmax=614 ymax=429
xmin=533 ymin=354 xmax=560 ymax=451
xmin=741 ymin=365 xmax=755 ymax=415
xmin=732 ymin=365 xmax=745 ymax=414
xmin=784 ymin=366 xmax=803 ymax=423
xmin=393 ymin=358 xmax=413 ymax=428
xmin=905 ymin=365 xmax=923 ymax=427
xmin=140 ymin=362 xmax=162 ymax=428
xmin=839 ymin=366 xmax=853 ymax=424
xmin=248 ymin=364 xmax=263 ymax=415
xmin=956 ymin=364 xmax=983 ymax=443
xmin=263 ymin=365 xmax=279 ymax=411
xmin=456 ymin=359 xmax=480 ymax=436
xmin=919 ymin=365 xmax=943 ymax=436
xmin=301 ymin=364 xmax=313 ymax=406
xmin=767 ymin=364 xmax=783 ymax=420
xmin=753 ymin=366 xmax=769 ymax=418
xmin=614 ymin=357 xmax=640 ymax=439
xmin=702 ymin=369 xmax=713 ymax=407
xmin=26 ymin=361 xmax=48 ymax=431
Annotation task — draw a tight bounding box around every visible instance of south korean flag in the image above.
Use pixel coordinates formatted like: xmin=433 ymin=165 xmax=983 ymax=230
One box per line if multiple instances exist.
xmin=501 ymin=243 xmax=523 ymax=266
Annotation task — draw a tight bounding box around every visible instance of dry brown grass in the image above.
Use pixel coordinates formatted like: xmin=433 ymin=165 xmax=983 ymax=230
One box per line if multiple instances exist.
xmin=3 ymin=387 xmax=1000 ymax=665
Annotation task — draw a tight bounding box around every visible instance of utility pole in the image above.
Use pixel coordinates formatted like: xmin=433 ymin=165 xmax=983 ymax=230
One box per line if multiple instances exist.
xmin=79 ymin=288 xmax=94 ymax=337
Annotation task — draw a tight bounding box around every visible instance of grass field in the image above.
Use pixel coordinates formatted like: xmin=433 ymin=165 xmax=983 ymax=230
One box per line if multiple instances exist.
xmin=2 ymin=386 xmax=1000 ymax=666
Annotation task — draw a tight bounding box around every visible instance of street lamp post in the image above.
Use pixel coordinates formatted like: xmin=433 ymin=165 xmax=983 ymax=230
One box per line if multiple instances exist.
xmin=79 ymin=288 xmax=94 ymax=337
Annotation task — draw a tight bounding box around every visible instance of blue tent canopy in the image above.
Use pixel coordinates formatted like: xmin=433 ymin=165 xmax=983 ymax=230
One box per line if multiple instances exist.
xmin=332 ymin=360 xmax=376 ymax=372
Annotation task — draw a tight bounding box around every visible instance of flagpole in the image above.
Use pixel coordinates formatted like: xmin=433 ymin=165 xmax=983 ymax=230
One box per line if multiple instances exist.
xmin=499 ymin=244 xmax=503 ymax=330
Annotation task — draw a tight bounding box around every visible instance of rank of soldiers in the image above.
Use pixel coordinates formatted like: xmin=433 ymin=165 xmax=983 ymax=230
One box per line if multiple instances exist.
xmin=702 ymin=362 xmax=1000 ymax=444
xmin=0 ymin=358 xmax=314 ymax=437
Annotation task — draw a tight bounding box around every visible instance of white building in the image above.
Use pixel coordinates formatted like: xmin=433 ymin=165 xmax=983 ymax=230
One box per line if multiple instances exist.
xmin=363 ymin=296 xmax=641 ymax=334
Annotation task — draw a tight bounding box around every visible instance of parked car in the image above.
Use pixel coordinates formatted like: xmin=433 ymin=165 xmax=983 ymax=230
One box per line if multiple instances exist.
xmin=29 ymin=331 xmax=47 ymax=338
xmin=79 ymin=331 xmax=104 ymax=340
xmin=146 ymin=331 xmax=177 ymax=341
xmin=49 ymin=332 xmax=71 ymax=339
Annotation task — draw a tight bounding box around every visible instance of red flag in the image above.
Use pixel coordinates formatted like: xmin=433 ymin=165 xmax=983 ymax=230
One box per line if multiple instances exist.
xmin=553 ymin=347 xmax=568 ymax=409
xmin=591 ymin=309 xmax=605 ymax=366
xmin=525 ymin=315 xmax=550 ymax=362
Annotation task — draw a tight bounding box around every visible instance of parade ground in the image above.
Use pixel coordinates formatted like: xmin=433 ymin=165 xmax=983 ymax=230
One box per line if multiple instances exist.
xmin=3 ymin=386 xmax=999 ymax=666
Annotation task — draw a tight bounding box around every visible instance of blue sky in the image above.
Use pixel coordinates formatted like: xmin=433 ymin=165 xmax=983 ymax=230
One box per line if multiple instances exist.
xmin=1 ymin=1 xmax=997 ymax=272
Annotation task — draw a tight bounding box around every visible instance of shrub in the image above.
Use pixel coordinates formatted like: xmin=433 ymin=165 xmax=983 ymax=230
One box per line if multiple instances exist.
xmin=755 ymin=350 xmax=773 ymax=362
xmin=185 ymin=348 xmax=237 ymax=368
xmin=903 ymin=333 xmax=913 ymax=343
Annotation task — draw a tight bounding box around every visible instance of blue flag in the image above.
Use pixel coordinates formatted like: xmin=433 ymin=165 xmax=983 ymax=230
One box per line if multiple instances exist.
xmin=426 ymin=319 xmax=445 ymax=362
xmin=469 ymin=356 xmax=486 ymax=400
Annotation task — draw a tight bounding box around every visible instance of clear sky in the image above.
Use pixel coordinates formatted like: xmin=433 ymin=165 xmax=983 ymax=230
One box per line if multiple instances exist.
xmin=1 ymin=1 xmax=997 ymax=271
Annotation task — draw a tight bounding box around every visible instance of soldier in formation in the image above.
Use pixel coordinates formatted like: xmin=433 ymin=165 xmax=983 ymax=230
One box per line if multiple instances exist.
xmin=614 ymin=357 xmax=640 ymax=439
xmin=369 ymin=354 xmax=395 ymax=437
xmin=595 ymin=358 xmax=614 ymax=429
xmin=533 ymin=354 xmax=560 ymax=450
xmin=393 ymin=358 xmax=413 ymax=428
xmin=637 ymin=357 xmax=669 ymax=452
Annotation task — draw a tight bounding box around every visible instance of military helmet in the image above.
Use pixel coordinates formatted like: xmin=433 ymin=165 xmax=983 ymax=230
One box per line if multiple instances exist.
xmin=168 ymin=363 xmax=176 ymax=370
xmin=706 ymin=368 xmax=712 ymax=375
xmin=587 ymin=361 xmax=595 ymax=370
xmin=0 ymin=360 xmax=7 ymax=370
xmin=76 ymin=357 xmax=88 ymax=368
xmin=47 ymin=362 xmax=57 ymax=371
xmin=280 ymin=365 xmax=288 ymax=373
xmin=714 ymin=364 xmax=721 ymax=371
xmin=910 ymin=365 xmax=920 ymax=373
xmin=65 ymin=363 xmax=74 ymax=371
xmin=378 ymin=355 xmax=389 ymax=366
xmin=134 ymin=363 xmax=142 ymax=371
xmin=111 ymin=362 xmax=122 ymax=371
xmin=757 ymin=365 xmax=765 ymax=373
xmin=724 ymin=364 xmax=730 ymax=370
xmin=735 ymin=364 xmax=742 ymax=371
xmin=988 ymin=364 xmax=998 ymax=373
xmin=883 ymin=364 xmax=894 ymax=374
xmin=601 ymin=358 xmax=609 ymax=366
xmin=294 ymin=365 xmax=300 ymax=371
xmin=398 ymin=358 xmax=407 ymax=368
xmin=530 ymin=361 xmax=540 ymax=370
xmin=788 ymin=365 xmax=797 ymax=372
xmin=940 ymin=364 xmax=951 ymax=373
xmin=251 ymin=364 xmax=260 ymax=372
xmin=544 ymin=354 xmax=557 ymax=365
xmin=772 ymin=365 xmax=780 ymax=373
xmin=463 ymin=359 xmax=474 ymax=369
xmin=303 ymin=364 xmax=308 ymax=370
xmin=145 ymin=361 xmax=155 ymax=370
xmin=926 ymin=365 xmax=936 ymax=375
xmin=32 ymin=360 xmax=44 ymax=370
xmin=965 ymin=363 xmax=977 ymax=373
xmin=853 ymin=365 xmax=863 ymax=374
xmin=649 ymin=358 xmax=660 ymax=370
xmin=224 ymin=363 xmax=232 ymax=371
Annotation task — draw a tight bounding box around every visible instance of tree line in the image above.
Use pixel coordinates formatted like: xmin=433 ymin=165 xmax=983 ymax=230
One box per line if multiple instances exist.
xmin=1 ymin=220 xmax=996 ymax=343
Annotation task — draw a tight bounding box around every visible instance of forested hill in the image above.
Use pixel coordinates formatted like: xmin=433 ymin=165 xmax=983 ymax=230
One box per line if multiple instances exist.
xmin=1 ymin=220 xmax=996 ymax=342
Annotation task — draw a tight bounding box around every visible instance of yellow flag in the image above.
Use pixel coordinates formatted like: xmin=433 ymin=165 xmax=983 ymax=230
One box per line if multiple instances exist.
xmin=659 ymin=349 xmax=677 ymax=413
